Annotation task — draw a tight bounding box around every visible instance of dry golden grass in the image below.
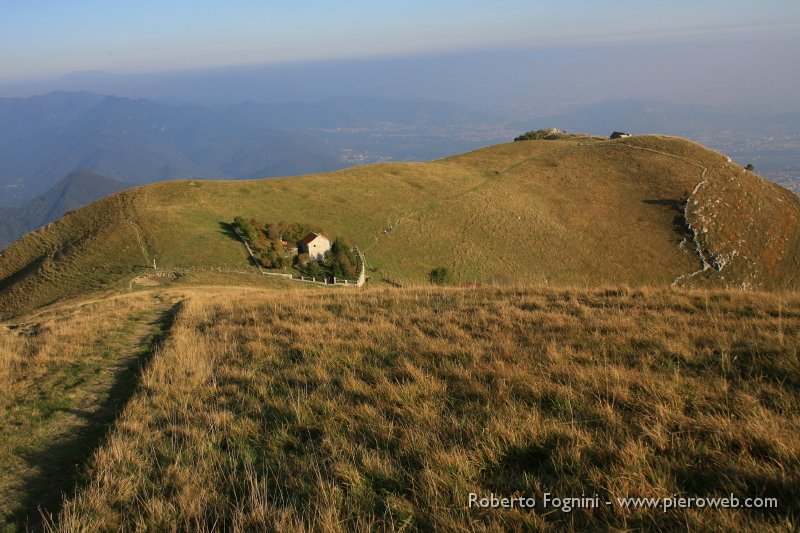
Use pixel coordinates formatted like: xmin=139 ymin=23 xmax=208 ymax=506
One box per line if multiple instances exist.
xmin=0 ymin=292 xmax=178 ymax=529
xmin=47 ymin=286 xmax=799 ymax=532
xmin=1 ymin=292 xmax=154 ymax=400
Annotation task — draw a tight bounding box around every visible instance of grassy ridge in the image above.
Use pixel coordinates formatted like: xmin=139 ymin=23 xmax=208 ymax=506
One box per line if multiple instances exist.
xmin=131 ymin=136 xmax=703 ymax=286
xmin=40 ymin=286 xmax=799 ymax=532
xmin=3 ymin=135 xmax=798 ymax=318
xmin=0 ymin=192 xmax=147 ymax=318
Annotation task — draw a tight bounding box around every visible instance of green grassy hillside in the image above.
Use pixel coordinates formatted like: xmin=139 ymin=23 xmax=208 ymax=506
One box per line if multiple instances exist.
xmin=1 ymin=135 xmax=799 ymax=317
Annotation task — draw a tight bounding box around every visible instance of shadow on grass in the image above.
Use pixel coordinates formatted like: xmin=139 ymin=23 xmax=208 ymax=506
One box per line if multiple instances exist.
xmin=218 ymin=221 xmax=261 ymax=268
xmin=0 ymin=255 xmax=45 ymax=294
xmin=673 ymin=461 xmax=799 ymax=520
xmin=643 ymin=198 xmax=692 ymax=239
xmin=218 ymin=221 xmax=239 ymax=241
xmin=9 ymin=302 xmax=182 ymax=532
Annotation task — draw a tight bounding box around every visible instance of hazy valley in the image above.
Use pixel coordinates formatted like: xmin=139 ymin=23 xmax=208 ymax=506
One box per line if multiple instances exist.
xmin=1 ymin=91 xmax=798 ymax=250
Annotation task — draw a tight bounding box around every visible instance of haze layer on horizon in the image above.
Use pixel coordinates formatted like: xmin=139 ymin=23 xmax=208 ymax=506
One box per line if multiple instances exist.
xmin=1 ymin=1 xmax=799 ymax=109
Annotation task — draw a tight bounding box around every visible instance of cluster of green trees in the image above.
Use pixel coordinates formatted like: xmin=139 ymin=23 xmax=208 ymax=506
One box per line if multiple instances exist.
xmin=234 ymin=218 xmax=321 ymax=246
xmin=261 ymin=246 xmax=290 ymax=269
xmin=231 ymin=217 xmax=359 ymax=279
xmin=326 ymin=238 xmax=359 ymax=279
xmin=513 ymin=128 xmax=566 ymax=141
xmin=262 ymin=222 xmax=324 ymax=269
xmin=263 ymin=222 xmax=318 ymax=243
xmin=295 ymin=237 xmax=359 ymax=279
xmin=232 ymin=216 xmax=260 ymax=244
xmin=232 ymin=217 xmax=323 ymax=269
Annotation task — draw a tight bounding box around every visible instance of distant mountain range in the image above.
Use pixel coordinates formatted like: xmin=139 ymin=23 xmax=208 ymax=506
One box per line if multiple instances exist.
xmin=0 ymin=92 xmax=491 ymax=207
xmin=0 ymin=92 xmax=498 ymax=247
xmin=0 ymin=169 xmax=131 ymax=248
xmin=0 ymin=92 xmax=340 ymax=204
xmin=1 ymin=92 xmax=798 ymax=250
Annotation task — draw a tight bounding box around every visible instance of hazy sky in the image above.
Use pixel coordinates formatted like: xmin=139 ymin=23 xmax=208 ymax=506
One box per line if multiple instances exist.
xmin=2 ymin=0 xmax=799 ymax=80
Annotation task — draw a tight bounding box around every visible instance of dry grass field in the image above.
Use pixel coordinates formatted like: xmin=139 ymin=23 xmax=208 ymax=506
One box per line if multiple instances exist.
xmin=3 ymin=135 xmax=799 ymax=318
xmin=0 ymin=292 xmax=176 ymax=530
xmin=1 ymin=285 xmax=791 ymax=532
xmin=0 ymin=283 xmax=306 ymax=531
